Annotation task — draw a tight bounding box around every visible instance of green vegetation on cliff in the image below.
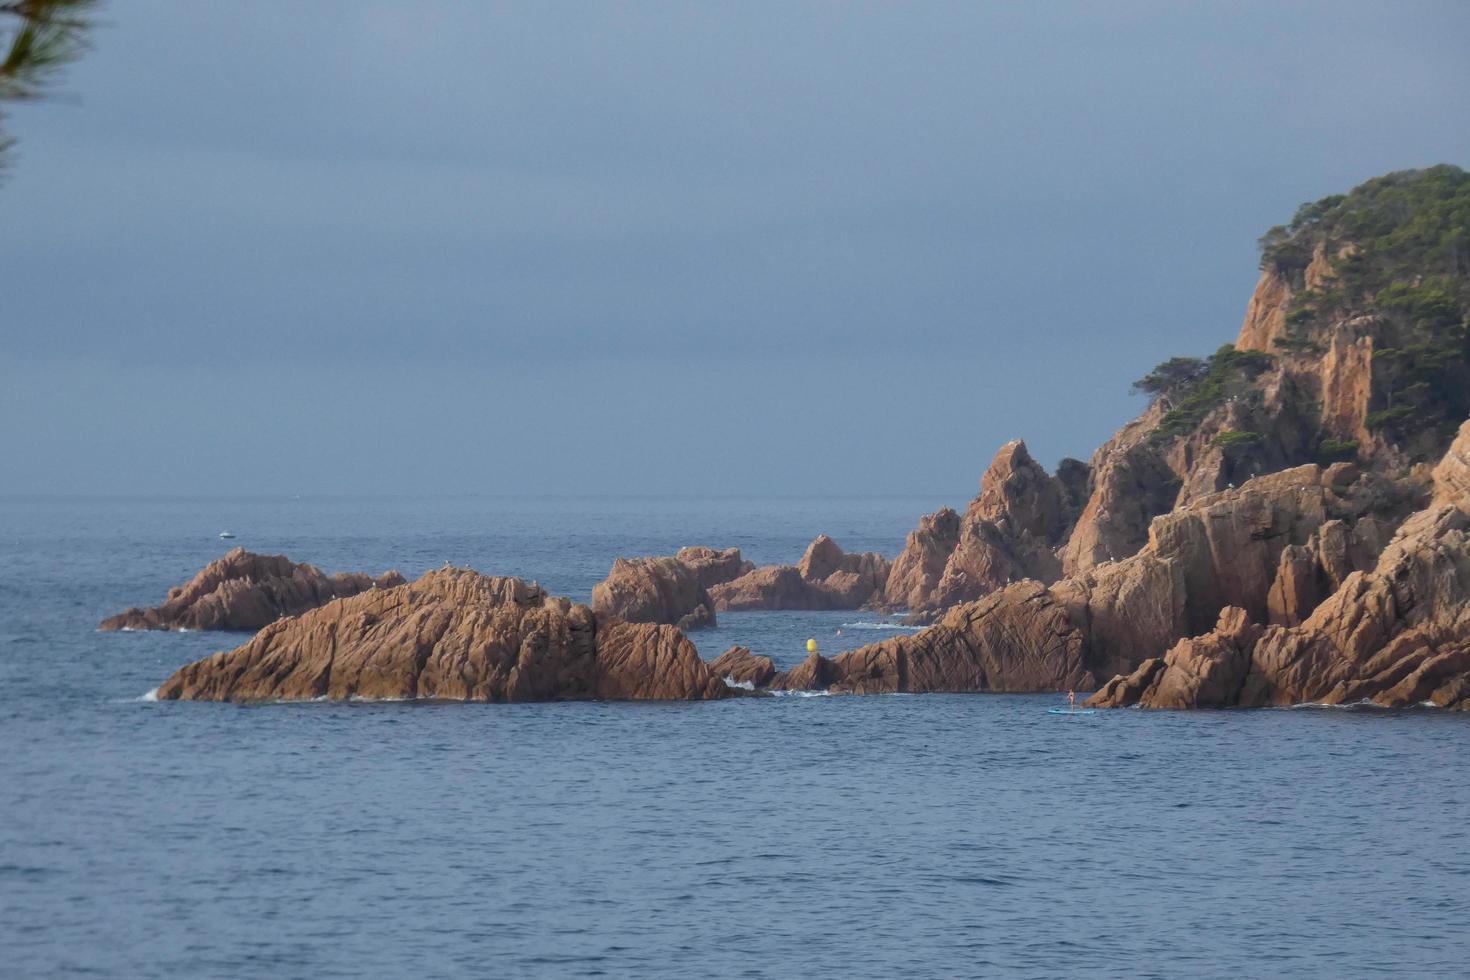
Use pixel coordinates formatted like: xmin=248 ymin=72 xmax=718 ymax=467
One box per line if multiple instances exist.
xmin=1264 ymin=166 xmax=1470 ymax=447
xmin=1137 ymin=166 xmax=1469 ymax=455
xmin=1136 ymin=344 xmax=1273 ymax=440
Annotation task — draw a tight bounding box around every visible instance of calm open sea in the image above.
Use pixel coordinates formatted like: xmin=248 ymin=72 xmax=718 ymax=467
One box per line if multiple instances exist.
xmin=2 ymin=495 xmax=1467 ymax=978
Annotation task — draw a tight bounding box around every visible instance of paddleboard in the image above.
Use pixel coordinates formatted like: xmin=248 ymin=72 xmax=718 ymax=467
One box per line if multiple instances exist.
xmin=1047 ymin=707 xmax=1097 ymax=715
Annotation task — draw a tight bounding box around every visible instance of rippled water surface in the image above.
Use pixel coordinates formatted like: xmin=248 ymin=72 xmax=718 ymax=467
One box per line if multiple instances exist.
xmin=3 ymin=496 xmax=1468 ymax=978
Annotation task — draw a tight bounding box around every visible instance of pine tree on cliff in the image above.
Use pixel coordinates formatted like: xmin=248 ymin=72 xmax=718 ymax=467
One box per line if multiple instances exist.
xmin=0 ymin=0 xmax=97 ymax=173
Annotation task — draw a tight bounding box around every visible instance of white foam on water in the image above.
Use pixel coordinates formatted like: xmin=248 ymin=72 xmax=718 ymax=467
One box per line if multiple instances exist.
xmin=1288 ymin=698 xmax=1393 ymax=710
xmin=769 ymin=689 xmax=832 ymax=698
xmin=138 ymin=688 xmax=159 ymax=702
xmin=840 ymin=621 xmax=926 ymax=631
xmin=721 ymin=677 xmax=756 ymax=691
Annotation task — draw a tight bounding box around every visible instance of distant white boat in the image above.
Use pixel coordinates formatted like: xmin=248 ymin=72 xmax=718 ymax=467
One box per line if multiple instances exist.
xmin=218 ymin=531 xmax=236 ymax=539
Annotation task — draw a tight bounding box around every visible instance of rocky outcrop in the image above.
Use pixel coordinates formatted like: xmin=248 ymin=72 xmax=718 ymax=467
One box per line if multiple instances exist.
xmin=592 ymin=556 xmax=718 ymax=631
xmin=595 ymin=621 xmax=731 ymax=701
xmin=927 ymin=441 xmax=1076 ymax=607
xmin=709 ymin=536 xmax=891 ymax=611
xmin=154 ymin=568 xmax=730 ymax=703
xmin=709 ymin=646 xmax=777 ymax=687
xmin=675 ymin=547 xmax=754 ymax=589
xmin=100 ymin=548 xmax=405 ymax=632
xmin=1088 ymin=608 xmax=1262 ymax=710
xmin=1060 ymin=408 xmax=1181 ymax=577
xmin=768 ymin=461 xmax=1422 ymax=697
xmin=876 ymin=442 xmax=1086 ymax=613
xmin=877 ymin=508 xmax=960 ymax=612
xmin=1089 ymin=420 xmax=1470 ymax=710
xmin=590 ymin=546 xmax=755 ymax=629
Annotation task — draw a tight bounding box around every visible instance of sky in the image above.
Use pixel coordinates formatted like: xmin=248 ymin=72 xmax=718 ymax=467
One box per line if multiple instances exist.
xmin=2 ymin=1 xmax=1468 ymax=498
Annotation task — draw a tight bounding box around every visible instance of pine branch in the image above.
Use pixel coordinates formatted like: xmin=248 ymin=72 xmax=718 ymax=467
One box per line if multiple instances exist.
xmin=0 ymin=0 xmax=97 ymax=171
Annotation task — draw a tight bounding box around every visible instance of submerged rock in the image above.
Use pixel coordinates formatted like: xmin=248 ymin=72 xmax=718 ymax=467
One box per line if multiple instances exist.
xmin=155 ymin=568 xmax=730 ymax=703
xmin=100 ymin=548 xmax=404 ymax=632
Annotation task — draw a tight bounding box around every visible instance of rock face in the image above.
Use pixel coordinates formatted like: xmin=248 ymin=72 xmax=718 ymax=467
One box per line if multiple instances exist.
xmin=878 ymin=508 xmax=961 ymax=612
xmin=708 ymin=535 xmax=891 ymax=611
xmin=100 ymin=548 xmax=405 ymax=632
xmin=155 ymin=568 xmax=730 ymax=703
xmin=590 ymin=547 xmax=753 ymax=630
xmin=675 ymin=547 xmax=754 ymax=589
xmin=875 ymin=443 xmax=1086 ymax=613
xmin=766 ymin=460 xmax=1423 ymax=697
xmin=592 ymin=556 xmax=718 ymax=631
xmin=708 ymin=646 xmax=777 ymax=687
xmin=1059 ymin=407 xmax=1181 ymax=577
xmin=929 ymin=441 xmax=1079 ymax=608
xmin=1089 ymin=420 xmax=1470 ymax=710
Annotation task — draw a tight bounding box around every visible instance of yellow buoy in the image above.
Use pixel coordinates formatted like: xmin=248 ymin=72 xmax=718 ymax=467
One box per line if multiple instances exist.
xmin=806 ymin=638 xmax=818 ymax=654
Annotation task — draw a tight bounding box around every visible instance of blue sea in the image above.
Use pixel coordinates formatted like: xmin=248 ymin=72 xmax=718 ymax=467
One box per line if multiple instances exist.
xmin=2 ymin=494 xmax=1468 ymax=979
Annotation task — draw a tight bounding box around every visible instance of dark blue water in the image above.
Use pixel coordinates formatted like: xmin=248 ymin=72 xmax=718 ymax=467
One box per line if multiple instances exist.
xmin=3 ymin=496 xmax=1468 ymax=978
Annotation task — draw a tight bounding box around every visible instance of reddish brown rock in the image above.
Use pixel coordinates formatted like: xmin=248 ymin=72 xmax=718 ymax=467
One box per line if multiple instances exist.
xmin=588 ymin=546 xmax=754 ymax=629
xmin=876 ymin=508 xmax=961 ymax=612
xmin=154 ymin=568 xmax=730 ymax=703
xmin=709 ymin=646 xmax=777 ymax=687
xmin=930 ymin=441 xmax=1075 ymax=606
xmin=1088 ymin=608 xmax=1261 ymax=709
xmin=709 ymin=536 xmax=891 ymax=611
xmin=852 ymin=581 xmax=1089 ymax=694
xmin=1060 ymin=409 xmax=1181 ymax=577
xmin=592 ymin=556 xmax=717 ymax=631
xmin=595 ymin=621 xmax=730 ymax=701
xmin=776 ymin=462 xmax=1419 ymax=698
xmin=674 ymin=547 xmax=754 ymax=589
xmin=1089 ymin=421 xmax=1470 ymax=710
xmin=769 ymin=651 xmax=848 ymax=692
xmin=100 ymin=548 xmax=404 ymax=632
xmin=708 ymin=565 xmax=811 ymax=611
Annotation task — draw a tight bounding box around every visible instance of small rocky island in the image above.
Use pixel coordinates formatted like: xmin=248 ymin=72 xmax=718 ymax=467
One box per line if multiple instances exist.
xmin=101 ymin=548 xmax=404 ymax=632
xmin=155 ymin=569 xmax=728 ymax=702
xmin=144 ymin=166 xmax=1470 ymax=709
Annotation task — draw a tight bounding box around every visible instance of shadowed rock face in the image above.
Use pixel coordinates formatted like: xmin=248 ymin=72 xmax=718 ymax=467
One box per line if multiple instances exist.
xmin=99 ymin=548 xmax=405 ymax=632
xmin=709 ymin=536 xmax=891 ymax=611
xmin=1089 ymin=420 xmax=1470 ymax=711
xmin=154 ymin=568 xmax=730 ymax=703
xmin=708 ymin=647 xmax=776 ymax=687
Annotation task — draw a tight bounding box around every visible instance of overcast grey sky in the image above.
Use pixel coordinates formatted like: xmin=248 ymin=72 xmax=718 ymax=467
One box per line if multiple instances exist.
xmin=3 ymin=1 xmax=1468 ymax=496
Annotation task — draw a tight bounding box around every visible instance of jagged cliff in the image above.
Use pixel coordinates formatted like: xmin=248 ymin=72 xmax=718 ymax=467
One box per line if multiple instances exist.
xmin=753 ymin=166 xmax=1470 ymax=708
xmin=885 ymin=165 xmax=1470 ymax=612
xmin=1090 ymin=420 xmax=1470 ymax=709
xmin=150 ymin=167 xmax=1470 ymax=710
